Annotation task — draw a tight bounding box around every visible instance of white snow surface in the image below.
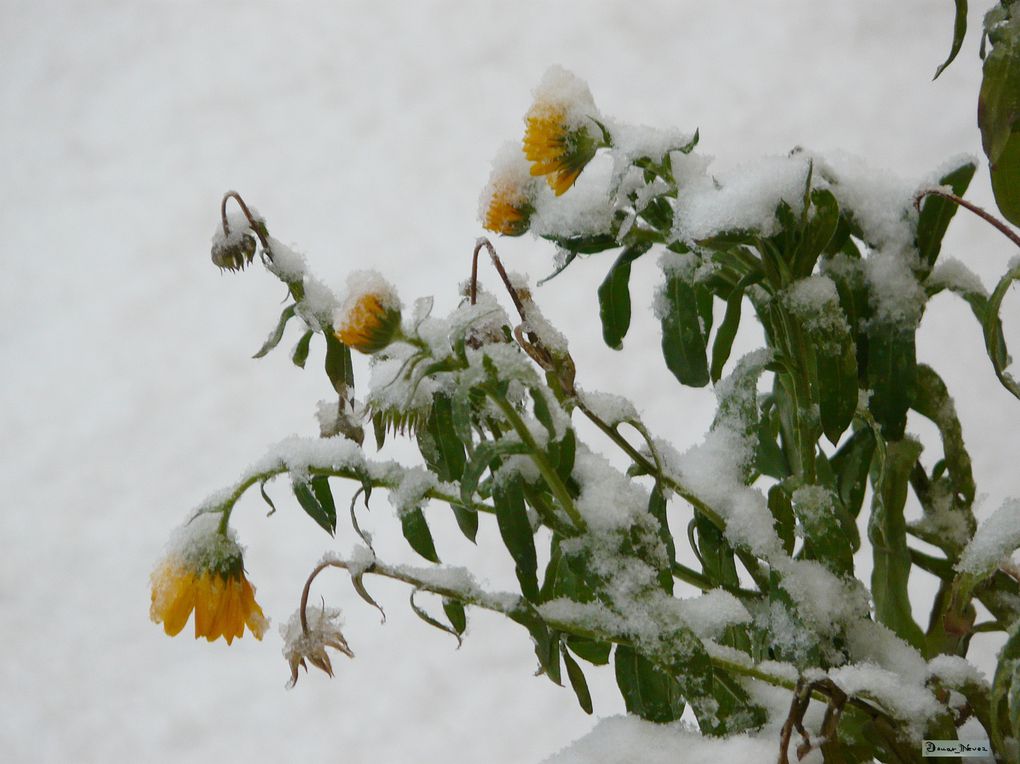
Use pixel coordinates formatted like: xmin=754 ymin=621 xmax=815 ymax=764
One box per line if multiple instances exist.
xmin=4 ymin=1 xmax=1018 ymax=763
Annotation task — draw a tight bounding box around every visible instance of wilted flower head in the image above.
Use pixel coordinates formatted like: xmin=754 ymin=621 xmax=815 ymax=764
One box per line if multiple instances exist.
xmin=281 ymin=605 xmax=354 ymax=688
xmin=480 ymin=143 xmax=537 ymax=236
xmin=522 ymin=66 xmax=603 ymax=196
xmin=150 ymin=516 xmax=268 ymax=645
xmin=335 ymin=271 xmax=402 ymax=354
xmin=211 ymin=229 xmax=258 ymax=273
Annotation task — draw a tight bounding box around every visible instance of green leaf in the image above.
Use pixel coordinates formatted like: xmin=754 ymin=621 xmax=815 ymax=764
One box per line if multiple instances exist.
xmin=756 ymin=403 xmax=790 ymax=479
xmin=613 ymin=645 xmax=685 ymax=723
xmin=990 ymin=620 xmax=1020 ymax=753
xmin=323 ymin=331 xmax=354 ymax=394
xmin=442 ymin=597 xmax=467 ymax=635
xmin=933 ymin=0 xmax=968 ymax=80
xmin=417 ymin=394 xmax=477 ymax=542
xmin=253 ymin=304 xmax=296 ymax=359
xmin=829 ymin=427 xmax=875 ymax=518
xmin=913 ymin=364 xmax=976 ymax=513
xmin=694 ymin=514 xmax=740 ymax=589
xmin=866 ymin=322 xmax=917 ymax=440
xmin=400 ymin=507 xmax=440 ymax=563
xmin=979 ymin=17 xmax=1020 ymax=225
xmin=563 ymin=648 xmax=594 ymax=714
xmin=659 ymin=269 xmax=710 ymax=387
xmin=291 ymin=329 xmax=313 ymax=368
xmin=492 ymin=475 xmax=539 ymax=602
xmin=566 ymin=636 xmax=611 ymax=666
xmin=710 ymin=287 xmax=743 ymax=383
xmin=292 ymin=477 xmax=336 ymax=535
xmin=509 ymin=605 xmax=561 ymax=685
xmin=768 ymin=483 xmax=796 ymax=556
xmin=259 ymin=478 xmax=277 ymax=517
xmin=917 ymin=160 xmax=977 ymax=270
xmin=869 ymin=437 xmax=926 ymax=651
xmin=544 ymin=232 xmax=619 ymax=255
xmin=983 ymin=262 xmax=1020 ymax=400
xmin=792 ymin=189 xmax=840 ymax=279
xmin=409 ymin=589 xmax=462 ymax=648
xmin=459 ymin=440 xmax=529 ymax=507
xmin=648 ymin=485 xmax=675 ymax=594
xmin=791 ymin=485 xmax=855 ymax=576
xmin=597 ymin=244 xmax=650 ymax=350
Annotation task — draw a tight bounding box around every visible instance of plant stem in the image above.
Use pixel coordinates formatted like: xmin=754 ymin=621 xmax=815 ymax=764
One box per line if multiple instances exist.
xmin=486 ymin=389 xmax=586 ymax=532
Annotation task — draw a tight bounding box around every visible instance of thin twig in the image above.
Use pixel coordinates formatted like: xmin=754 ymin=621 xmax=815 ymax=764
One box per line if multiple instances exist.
xmin=914 ymin=188 xmax=1020 ymax=250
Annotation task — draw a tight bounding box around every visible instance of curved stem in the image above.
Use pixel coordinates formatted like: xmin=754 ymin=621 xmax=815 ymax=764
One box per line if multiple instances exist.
xmin=300 ymin=560 xmax=338 ymax=633
xmin=486 ymin=389 xmax=586 ymax=532
xmin=471 ymin=238 xmax=529 ymax=323
xmin=204 ymin=464 xmax=495 ymax=532
xmin=221 ymin=190 xmax=272 ymax=251
xmin=914 ymin=189 xmax=1020 ymax=251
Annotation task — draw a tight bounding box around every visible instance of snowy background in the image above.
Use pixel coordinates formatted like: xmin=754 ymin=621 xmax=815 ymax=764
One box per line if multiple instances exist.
xmin=3 ymin=1 xmax=1018 ymax=762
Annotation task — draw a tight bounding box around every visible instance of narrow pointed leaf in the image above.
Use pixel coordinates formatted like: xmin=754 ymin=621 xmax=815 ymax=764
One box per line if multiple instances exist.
xmin=253 ymin=304 xmax=296 ymax=358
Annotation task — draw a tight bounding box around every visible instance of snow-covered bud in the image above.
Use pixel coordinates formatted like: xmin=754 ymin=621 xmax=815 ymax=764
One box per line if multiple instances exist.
xmin=522 ymin=66 xmax=604 ymax=196
xmin=281 ymin=606 xmax=354 ymax=688
xmin=150 ymin=516 xmax=268 ymax=644
xmin=211 ymin=232 xmax=257 ymax=272
xmin=334 ymin=271 xmax=402 ymax=354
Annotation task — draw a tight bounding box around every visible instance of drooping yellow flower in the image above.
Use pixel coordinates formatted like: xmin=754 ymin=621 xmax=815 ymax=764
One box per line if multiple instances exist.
xmin=521 ymin=66 xmax=603 ymax=196
xmin=480 ymin=142 xmax=537 ymax=236
xmin=150 ymin=522 xmax=268 ymax=645
xmin=483 ymin=186 xmax=533 ymax=236
xmin=334 ymin=271 xmax=402 ymax=354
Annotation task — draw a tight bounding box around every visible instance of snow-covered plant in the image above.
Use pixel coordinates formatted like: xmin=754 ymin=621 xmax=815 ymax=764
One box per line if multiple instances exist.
xmin=154 ymin=30 xmax=1020 ymax=763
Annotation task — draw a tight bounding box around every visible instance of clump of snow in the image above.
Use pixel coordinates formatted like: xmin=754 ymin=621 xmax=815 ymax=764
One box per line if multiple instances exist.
xmin=928 ymin=654 xmax=987 ymax=689
xmin=811 ymin=150 xmax=917 ymax=251
xmin=864 ymin=248 xmax=926 ymax=327
xmin=576 ymin=388 xmax=638 ymax=426
xmin=541 ymin=716 xmax=784 ymax=764
xmin=784 ymin=275 xmax=850 ymax=338
xmin=528 ymin=65 xmax=601 ymax=132
xmin=676 ymin=589 xmax=752 ymax=639
xmin=928 ymin=257 xmax=987 ymax=298
xmin=387 ymin=466 xmax=438 ymax=517
xmin=845 ymin=619 xmax=927 ymax=678
xmin=530 ymin=156 xmax=616 ymax=238
xmin=334 ymin=269 xmax=401 ymax=326
xmin=828 ymin=662 xmax=942 ymax=738
xmin=957 ymin=498 xmax=1020 ymax=575
xmin=160 ymin=512 xmax=243 ymax=572
xmin=672 ymin=155 xmax=811 ymax=242
xmin=478 ymin=141 xmax=539 ymax=224
xmin=771 ymin=558 xmax=870 ymax=637
xmin=571 ymin=448 xmax=650 ymax=533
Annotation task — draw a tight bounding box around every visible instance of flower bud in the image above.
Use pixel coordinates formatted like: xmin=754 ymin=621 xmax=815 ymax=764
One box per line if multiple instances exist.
xmin=334 ymin=271 xmax=402 ymax=354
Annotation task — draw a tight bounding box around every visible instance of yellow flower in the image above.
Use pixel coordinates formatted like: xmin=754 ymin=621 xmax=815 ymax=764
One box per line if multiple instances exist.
xmin=483 ymin=185 xmax=533 ymax=236
xmin=334 ymin=272 xmax=402 ymax=354
xmin=150 ymin=524 xmax=268 ymax=645
xmin=521 ymin=67 xmax=603 ymax=196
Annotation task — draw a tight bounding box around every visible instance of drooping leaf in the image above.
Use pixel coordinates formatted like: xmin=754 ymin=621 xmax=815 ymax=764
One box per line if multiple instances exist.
xmin=290 ymin=329 xmax=314 ymax=368
xmin=492 ymin=475 xmax=539 ymax=602
xmin=710 ymin=287 xmax=743 ymax=383
xmin=933 ymin=0 xmax=968 ymax=80
xmin=563 ymin=647 xmax=594 ymax=714
xmin=409 ymin=589 xmax=462 ymax=648
xmin=659 ymin=268 xmax=710 ymax=387
xmin=292 ymin=476 xmax=336 ymax=535
xmin=979 ymin=11 xmax=1020 ymax=225
xmin=323 ymin=331 xmax=354 ymax=393
xmin=866 ymin=321 xmax=917 ymax=440
xmin=829 ymin=427 xmax=875 ymax=519
xmin=869 ymin=437 xmax=926 ymax=651
xmin=647 ymin=484 xmax=675 ymax=594
xmin=566 ymin=636 xmax=611 ymax=666
xmin=613 ymin=645 xmax=685 ymax=723
xmin=400 ymin=507 xmax=440 ymax=563
xmin=253 ymin=304 xmax=297 ymax=359
xmin=916 ymin=160 xmax=977 ymax=270
xmin=983 ymin=263 xmax=1020 ymax=400
xmin=597 ymin=244 xmax=651 ymax=350
xmin=442 ymin=598 xmax=467 ymax=635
